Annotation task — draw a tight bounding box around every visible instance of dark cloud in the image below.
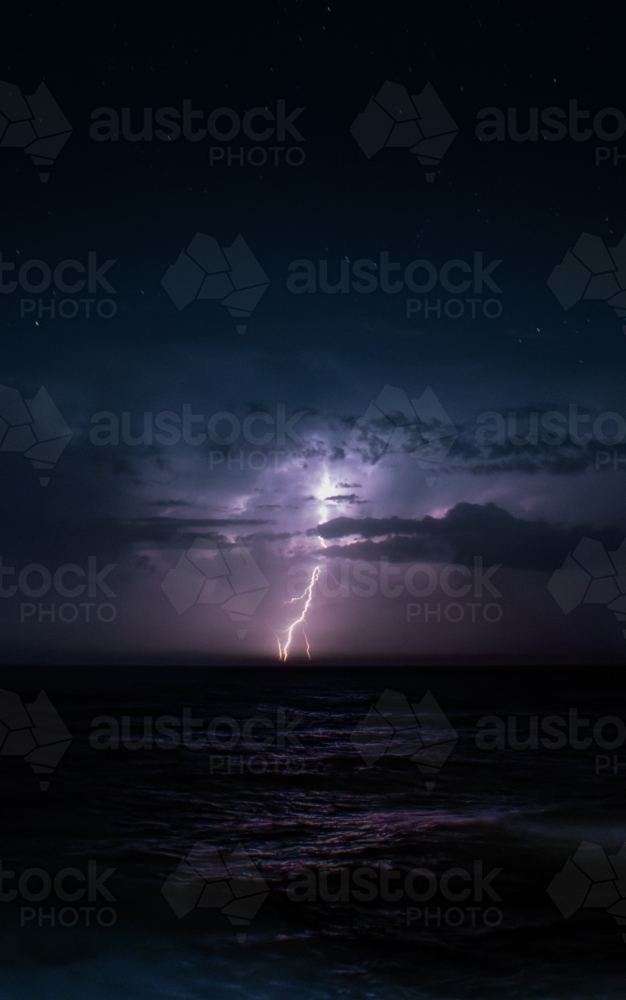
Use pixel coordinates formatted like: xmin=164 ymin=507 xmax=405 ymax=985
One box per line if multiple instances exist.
xmin=348 ymin=405 xmax=612 ymax=476
xmin=149 ymin=499 xmax=193 ymax=508
xmin=124 ymin=516 xmax=274 ymax=543
xmin=310 ymin=502 xmax=624 ymax=570
xmin=449 ymin=428 xmax=597 ymax=476
xmin=244 ymin=530 xmax=300 ymax=541
xmin=324 ymin=494 xmax=367 ymax=505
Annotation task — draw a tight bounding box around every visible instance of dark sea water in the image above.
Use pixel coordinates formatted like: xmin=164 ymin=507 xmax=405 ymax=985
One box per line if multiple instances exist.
xmin=0 ymin=667 xmax=625 ymax=999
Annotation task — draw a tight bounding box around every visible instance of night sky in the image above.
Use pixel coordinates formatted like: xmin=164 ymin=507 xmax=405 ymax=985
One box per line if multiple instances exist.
xmin=2 ymin=3 xmax=626 ymax=664
xmin=3 ymin=9 xmax=626 ymax=1000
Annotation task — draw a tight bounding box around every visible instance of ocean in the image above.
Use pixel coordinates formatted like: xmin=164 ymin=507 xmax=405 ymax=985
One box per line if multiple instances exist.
xmin=0 ymin=667 xmax=624 ymax=999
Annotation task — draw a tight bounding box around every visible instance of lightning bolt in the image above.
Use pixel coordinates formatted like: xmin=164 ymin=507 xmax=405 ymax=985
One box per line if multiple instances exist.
xmin=277 ymin=565 xmax=320 ymax=661
xmin=276 ymin=470 xmax=333 ymax=661
xmin=277 ymin=472 xmax=332 ymax=663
